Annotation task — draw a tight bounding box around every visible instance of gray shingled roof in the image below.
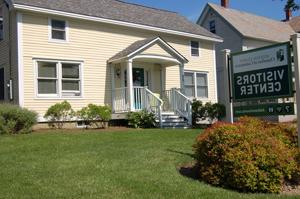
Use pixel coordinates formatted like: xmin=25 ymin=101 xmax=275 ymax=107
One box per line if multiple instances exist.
xmin=108 ymin=37 xmax=188 ymax=62
xmin=109 ymin=37 xmax=157 ymax=62
xmin=289 ymin=16 xmax=300 ymax=32
xmin=208 ymin=3 xmax=295 ymax=42
xmin=12 ymin=0 xmax=222 ymax=40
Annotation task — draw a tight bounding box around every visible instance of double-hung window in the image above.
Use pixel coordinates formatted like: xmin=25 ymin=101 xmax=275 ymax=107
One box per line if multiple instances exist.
xmin=50 ymin=19 xmax=67 ymax=41
xmin=191 ymin=41 xmax=200 ymax=57
xmin=184 ymin=71 xmax=208 ymax=98
xmin=0 ymin=7 xmax=3 ymax=41
xmin=36 ymin=60 xmax=82 ymax=98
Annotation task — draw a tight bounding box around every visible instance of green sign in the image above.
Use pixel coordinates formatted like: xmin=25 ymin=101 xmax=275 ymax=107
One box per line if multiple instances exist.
xmin=234 ymin=103 xmax=295 ymax=117
xmin=231 ymin=43 xmax=293 ymax=102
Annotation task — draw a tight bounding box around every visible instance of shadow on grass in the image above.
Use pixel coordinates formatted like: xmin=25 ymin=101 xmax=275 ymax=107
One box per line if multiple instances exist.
xmin=166 ymin=149 xmax=195 ymax=159
xmin=167 ymin=149 xmax=200 ymax=180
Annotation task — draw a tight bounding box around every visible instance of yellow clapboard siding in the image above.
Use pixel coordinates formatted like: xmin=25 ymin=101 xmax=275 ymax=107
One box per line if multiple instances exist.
xmin=21 ymin=11 xmax=217 ymax=116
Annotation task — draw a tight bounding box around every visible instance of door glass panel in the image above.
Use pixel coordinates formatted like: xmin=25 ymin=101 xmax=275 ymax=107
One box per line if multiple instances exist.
xmin=133 ymin=68 xmax=144 ymax=87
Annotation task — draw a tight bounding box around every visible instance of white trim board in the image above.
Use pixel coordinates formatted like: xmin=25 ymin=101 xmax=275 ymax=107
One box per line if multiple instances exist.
xmin=17 ymin=12 xmax=24 ymax=107
xmin=13 ymin=4 xmax=223 ymax=43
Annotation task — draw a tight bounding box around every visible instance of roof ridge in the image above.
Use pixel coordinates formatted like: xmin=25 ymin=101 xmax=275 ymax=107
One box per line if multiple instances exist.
xmin=116 ymin=0 xmax=177 ymax=14
xmin=208 ymin=2 xmax=288 ymax=24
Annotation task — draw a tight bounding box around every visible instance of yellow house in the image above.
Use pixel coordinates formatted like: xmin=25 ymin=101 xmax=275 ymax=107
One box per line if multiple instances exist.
xmin=0 ymin=0 xmax=222 ymax=128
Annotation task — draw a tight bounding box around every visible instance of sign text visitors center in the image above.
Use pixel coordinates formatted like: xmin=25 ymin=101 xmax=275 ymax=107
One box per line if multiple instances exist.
xmin=231 ymin=43 xmax=293 ymax=101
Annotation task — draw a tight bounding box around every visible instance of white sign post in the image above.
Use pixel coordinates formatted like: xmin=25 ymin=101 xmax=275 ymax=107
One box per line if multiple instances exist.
xmin=291 ymin=34 xmax=300 ymax=148
xmin=222 ymin=49 xmax=234 ymax=123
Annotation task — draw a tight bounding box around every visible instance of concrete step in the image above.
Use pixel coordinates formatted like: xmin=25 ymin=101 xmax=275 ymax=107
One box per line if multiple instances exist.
xmin=156 ymin=118 xmax=185 ymax=123
xmin=162 ymin=125 xmax=190 ymax=129
xmin=161 ymin=112 xmax=176 ymax=116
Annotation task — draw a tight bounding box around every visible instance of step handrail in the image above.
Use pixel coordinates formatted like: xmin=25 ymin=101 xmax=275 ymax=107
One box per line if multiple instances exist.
xmin=173 ymin=89 xmax=192 ymax=126
xmin=144 ymin=87 xmax=163 ymax=128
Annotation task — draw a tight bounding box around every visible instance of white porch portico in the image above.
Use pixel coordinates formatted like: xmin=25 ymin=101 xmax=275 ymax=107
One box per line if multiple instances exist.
xmin=108 ymin=37 xmax=192 ymax=128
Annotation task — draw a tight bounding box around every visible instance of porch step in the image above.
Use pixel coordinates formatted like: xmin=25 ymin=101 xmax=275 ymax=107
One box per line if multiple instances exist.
xmin=157 ymin=112 xmax=190 ymax=129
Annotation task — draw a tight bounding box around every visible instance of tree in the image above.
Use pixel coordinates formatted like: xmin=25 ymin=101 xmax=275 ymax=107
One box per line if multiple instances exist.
xmin=280 ymin=0 xmax=300 ymax=11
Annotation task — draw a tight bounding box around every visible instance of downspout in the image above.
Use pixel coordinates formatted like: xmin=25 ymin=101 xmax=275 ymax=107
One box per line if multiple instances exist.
xmin=5 ymin=1 xmax=13 ymax=101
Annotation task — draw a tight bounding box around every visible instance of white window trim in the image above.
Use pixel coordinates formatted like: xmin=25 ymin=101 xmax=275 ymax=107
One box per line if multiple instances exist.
xmin=184 ymin=70 xmax=209 ymax=100
xmin=34 ymin=59 xmax=84 ymax=99
xmin=190 ymin=41 xmax=201 ymax=57
xmin=48 ymin=18 xmax=69 ymax=43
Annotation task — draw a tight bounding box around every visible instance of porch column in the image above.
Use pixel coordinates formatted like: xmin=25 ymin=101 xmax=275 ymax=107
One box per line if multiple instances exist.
xmin=179 ymin=63 xmax=184 ymax=92
xmin=110 ymin=64 xmax=115 ymax=112
xmin=126 ymin=60 xmax=134 ymax=111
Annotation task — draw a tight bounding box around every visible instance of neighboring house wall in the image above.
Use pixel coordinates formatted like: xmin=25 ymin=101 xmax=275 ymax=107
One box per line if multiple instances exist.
xmin=242 ymin=38 xmax=275 ymax=51
xmin=20 ymin=11 xmax=217 ymax=118
xmin=200 ymin=8 xmax=242 ymax=104
xmin=0 ymin=0 xmax=18 ymax=104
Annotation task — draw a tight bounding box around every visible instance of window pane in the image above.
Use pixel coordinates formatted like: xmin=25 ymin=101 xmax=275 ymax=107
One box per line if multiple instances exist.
xmin=62 ymin=64 xmax=79 ymax=78
xmin=184 ymin=86 xmax=194 ymax=97
xmin=191 ymin=41 xmax=199 ymax=48
xmin=197 ymin=87 xmax=208 ymax=98
xmin=184 ymin=73 xmax=194 ymax=85
xmin=197 ymin=74 xmax=207 ymax=86
xmin=38 ymin=79 xmax=57 ymax=94
xmin=51 ymin=20 xmax=66 ymax=29
xmin=62 ymin=80 xmax=80 ymax=91
xmin=191 ymin=48 xmax=199 ymax=56
xmin=38 ymin=62 xmax=57 ymax=78
xmin=209 ymin=20 xmax=216 ymax=33
xmin=52 ymin=30 xmax=66 ymax=40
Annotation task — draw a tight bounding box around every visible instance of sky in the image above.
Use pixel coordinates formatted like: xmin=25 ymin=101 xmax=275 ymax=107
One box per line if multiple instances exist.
xmin=124 ymin=0 xmax=300 ymax=22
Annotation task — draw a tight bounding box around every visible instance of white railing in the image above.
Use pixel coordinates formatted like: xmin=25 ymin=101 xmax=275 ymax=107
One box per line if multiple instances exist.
xmin=144 ymin=88 xmax=163 ymax=128
xmin=133 ymin=87 xmax=145 ymax=111
xmin=173 ymin=89 xmax=192 ymax=125
xmin=112 ymin=87 xmax=128 ymax=113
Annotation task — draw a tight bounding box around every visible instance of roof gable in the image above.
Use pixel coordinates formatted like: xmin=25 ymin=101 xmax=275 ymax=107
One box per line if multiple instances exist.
xmin=108 ymin=37 xmax=188 ymax=63
xmin=199 ymin=3 xmax=295 ymax=43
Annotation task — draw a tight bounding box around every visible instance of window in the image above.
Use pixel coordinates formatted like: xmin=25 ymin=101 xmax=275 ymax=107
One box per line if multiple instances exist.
xmin=191 ymin=41 xmax=199 ymax=57
xmin=209 ymin=20 xmax=216 ymax=33
xmin=61 ymin=63 xmax=80 ymax=96
xmin=0 ymin=7 xmax=3 ymax=41
xmin=50 ymin=19 xmax=67 ymax=40
xmin=184 ymin=71 xmax=208 ymax=98
xmin=36 ymin=60 xmax=82 ymax=97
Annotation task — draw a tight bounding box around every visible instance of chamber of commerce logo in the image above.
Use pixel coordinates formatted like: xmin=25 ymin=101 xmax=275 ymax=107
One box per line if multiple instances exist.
xmin=276 ymin=49 xmax=285 ymax=62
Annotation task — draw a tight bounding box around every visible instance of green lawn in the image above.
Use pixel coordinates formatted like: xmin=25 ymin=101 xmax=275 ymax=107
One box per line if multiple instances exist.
xmin=0 ymin=129 xmax=298 ymax=199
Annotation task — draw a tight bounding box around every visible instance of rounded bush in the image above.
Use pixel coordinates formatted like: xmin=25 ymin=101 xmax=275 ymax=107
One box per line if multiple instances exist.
xmin=0 ymin=104 xmax=37 ymax=134
xmin=194 ymin=117 xmax=299 ymax=193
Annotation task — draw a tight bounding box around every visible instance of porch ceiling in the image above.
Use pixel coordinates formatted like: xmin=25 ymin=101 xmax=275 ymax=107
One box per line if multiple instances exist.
xmin=108 ymin=37 xmax=188 ymax=64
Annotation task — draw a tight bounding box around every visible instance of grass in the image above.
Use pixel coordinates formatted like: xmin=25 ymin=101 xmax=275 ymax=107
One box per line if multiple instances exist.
xmin=0 ymin=129 xmax=299 ymax=199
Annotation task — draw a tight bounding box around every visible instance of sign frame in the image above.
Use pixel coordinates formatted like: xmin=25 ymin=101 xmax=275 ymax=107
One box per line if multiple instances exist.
xmin=233 ymin=103 xmax=295 ymax=117
xmin=230 ymin=42 xmax=293 ymax=102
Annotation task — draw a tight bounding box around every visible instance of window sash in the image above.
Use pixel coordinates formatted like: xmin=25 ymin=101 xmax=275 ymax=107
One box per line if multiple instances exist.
xmin=191 ymin=41 xmax=199 ymax=56
xmin=51 ymin=19 xmax=66 ymax=40
xmin=209 ymin=20 xmax=216 ymax=33
xmin=36 ymin=61 xmax=82 ymax=97
xmin=184 ymin=71 xmax=208 ymax=98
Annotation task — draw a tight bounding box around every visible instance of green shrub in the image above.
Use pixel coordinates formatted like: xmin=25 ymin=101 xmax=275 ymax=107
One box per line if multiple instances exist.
xmin=0 ymin=104 xmax=37 ymax=134
xmin=77 ymin=104 xmax=112 ymax=129
xmin=127 ymin=110 xmax=156 ymax=128
xmin=194 ymin=117 xmax=300 ymax=193
xmin=44 ymin=101 xmax=74 ymax=129
xmin=192 ymin=100 xmax=226 ymax=125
